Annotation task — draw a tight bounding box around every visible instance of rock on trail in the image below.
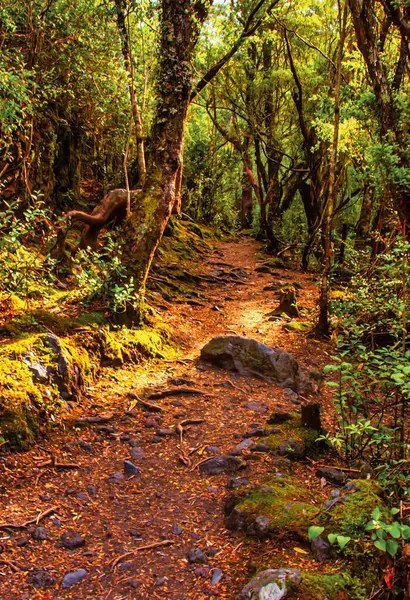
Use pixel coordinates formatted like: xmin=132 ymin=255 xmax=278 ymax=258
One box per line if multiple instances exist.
xmin=200 ymin=335 xmax=310 ymax=392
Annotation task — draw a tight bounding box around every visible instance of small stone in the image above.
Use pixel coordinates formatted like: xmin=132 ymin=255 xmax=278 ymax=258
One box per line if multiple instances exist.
xmin=272 ymin=458 xmax=292 ymax=471
xmin=200 ymin=455 xmax=245 ymax=475
xmin=316 ymin=467 xmax=346 ymax=486
xmin=234 ymin=439 xmax=254 ymax=451
xmin=39 ymin=494 xmax=51 ymax=502
xmin=205 ymin=446 xmax=222 ymax=455
xmin=211 ymin=568 xmax=223 ymax=586
xmin=170 ymin=400 xmax=185 ymax=407
xmin=195 ymin=566 xmax=210 ymax=578
xmin=253 ymin=443 xmax=270 ymax=452
xmin=188 ymin=548 xmax=208 ymax=564
xmin=236 ymin=568 xmax=302 ymax=600
xmin=243 ymin=428 xmax=267 ymax=438
xmin=344 ymin=482 xmax=357 ymax=493
xmin=329 ymin=489 xmax=341 ymax=499
xmin=247 ymin=516 xmax=271 ymax=538
xmin=128 ymin=579 xmax=139 ymax=589
xmin=88 ymin=485 xmax=97 ymax=496
xmin=227 ymin=477 xmax=249 ymax=489
xmin=32 ymin=527 xmax=49 ymax=541
xmin=119 ymin=562 xmax=133 ymax=571
xmin=245 ymin=401 xmax=268 ymax=413
xmin=107 ymin=471 xmax=124 ymax=483
xmin=61 ymin=568 xmax=87 ymax=588
xmin=129 ymin=528 xmax=142 ymax=537
xmin=28 ymin=568 xmax=57 ymax=589
xmin=156 ymin=577 xmax=167 ymax=586
xmin=206 ymin=486 xmax=218 ymax=493
xmin=129 ymin=444 xmax=145 ymax=461
xmin=76 ymin=492 xmax=88 ymax=501
xmin=152 ymin=436 xmax=162 ymax=443
xmin=58 ymin=530 xmax=86 ymax=549
xmin=171 ymin=523 xmax=183 ymax=536
xmin=16 ymin=537 xmax=29 ymax=547
xmin=124 ymin=460 xmax=140 ymax=475
xmin=168 ymin=378 xmax=195 ymax=386
xmin=156 ymin=428 xmax=177 ymax=437
xmin=311 ymin=536 xmax=331 ymax=563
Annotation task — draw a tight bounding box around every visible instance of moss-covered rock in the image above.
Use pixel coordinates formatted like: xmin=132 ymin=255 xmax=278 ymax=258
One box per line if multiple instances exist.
xmin=225 ymin=476 xmax=318 ymax=538
xmin=295 ymin=568 xmax=368 ymax=600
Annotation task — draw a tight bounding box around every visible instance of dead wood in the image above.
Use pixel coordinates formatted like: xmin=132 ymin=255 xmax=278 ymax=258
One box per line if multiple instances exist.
xmin=74 ymin=413 xmax=115 ymax=424
xmin=0 ymin=506 xmax=58 ymax=530
xmin=146 ymin=387 xmax=207 ymax=400
xmin=110 ymin=540 xmax=174 ymax=569
xmin=66 ymin=188 xmax=141 ymax=250
xmin=0 ymin=559 xmax=21 ymax=572
xmin=128 ymin=392 xmax=164 ymax=412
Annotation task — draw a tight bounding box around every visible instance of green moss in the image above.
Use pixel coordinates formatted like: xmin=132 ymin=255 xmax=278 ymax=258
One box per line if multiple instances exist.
xmin=235 ymin=477 xmax=318 ymax=537
xmin=0 ymin=357 xmax=44 ymax=446
xmin=99 ymin=324 xmax=174 ymax=365
xmin=296 ymin=569 xmax=368 ymax=600
xmin=282 ymin=321 xmax=312 ymax=333
xmin=319 ymin=480 xmax=390 ymax=539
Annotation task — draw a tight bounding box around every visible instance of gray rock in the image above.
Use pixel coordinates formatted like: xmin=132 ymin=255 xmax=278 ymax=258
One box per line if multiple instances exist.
xmin=271 ymin=458 xmax=292 ymax=471
xmin=236 ymin=568 xmax=302 ymax=600
xmin=245 ymin=401 xmax=269 ymax=413
xmin=278 ymin=439 xmax=305 ymax=460
xmin=225 ymin=506 xmax=246 ymax=531
xmin=227 ymin=477 xmax=249 ymax=489
xmin=156 ymin=428 xmax=177 ymax=437
xmin=211 ymin=568 xmax=223 ymax=585
xmin=243 ymin=428 xmax=267 ymax=438
xmin=200 ymin=455 xmax=245 ymax=475
xmin=247 ymin=516 xmax=271 ymax=538
xmin=311 ymin=536 xmax=331 ymax=563
xmin=124 ymin=460 xmax=140 ymax=475
xmin=171 ymin=523 xmax=183 ymax=536
xmin=188 ymin=547 xmax=208 ymax=564
xmin=130 ymin=446 xmax=145 ymax=460
xmin=235 ymin=439 xmax=255 ymax=451
xmin=58 ymin=530 xmax=86 ymax=549
xmin=32 ymin=527 xmax=49 ymax=541
xmin=200 ymin=336 xmax=310 ymax=392
xmin=316 ymin=467 xmax=346 ymax=486
xmin=28 ymin=568 xmax=57 ymax=589
xmin=22 ymin=357 xmax=49 ymax=383
xmin=61 ymin=568 xmax=87 ymax=588
xmin=253 ymin=443 xmax=270 ymax=452
xmin=206 ymin=446 xmax=222 ymax=455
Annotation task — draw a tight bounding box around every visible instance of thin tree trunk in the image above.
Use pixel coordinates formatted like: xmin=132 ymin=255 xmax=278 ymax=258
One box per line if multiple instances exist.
xmin=115 ymin=0 xmax=147 ymax=189
xmin=317 ymin=0 xmax=348 ymax=335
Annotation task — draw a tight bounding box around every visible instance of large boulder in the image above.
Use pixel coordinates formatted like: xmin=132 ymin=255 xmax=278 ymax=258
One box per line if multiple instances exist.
xmin=236 ymin=568 xmax=302 ymax=600
xmin=200 ymin=336 xmax=309 ymax=392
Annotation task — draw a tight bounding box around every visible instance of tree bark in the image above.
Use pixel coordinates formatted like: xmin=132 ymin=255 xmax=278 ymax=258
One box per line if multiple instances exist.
xmin=120 ymin=0 xmax=211 ymax=318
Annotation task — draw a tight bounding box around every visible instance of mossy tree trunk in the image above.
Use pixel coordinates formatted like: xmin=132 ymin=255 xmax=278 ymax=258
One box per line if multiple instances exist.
xmin=120 ymin=0 xmax=211 ymax=316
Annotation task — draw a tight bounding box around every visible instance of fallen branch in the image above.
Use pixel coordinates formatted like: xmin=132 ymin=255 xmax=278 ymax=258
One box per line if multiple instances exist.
xmin=0 ymin=506 xmax=58 ymax=530
xmin=128 ymin=392 xmax=163 ymax=412
xmin=37 ymin=460 xmax=80 ymax=469
xmin=0 ymin=559 xmax=21 ymax=572
xmin=74 ymin=413 xmax=115 ymax=424
xmin=146 ymin=387 xmax=206 ymax=400
xmin=110 ymin=540 xmax=174 ymax=569
xmin=176 ymin=419 xmax=204 ymax=467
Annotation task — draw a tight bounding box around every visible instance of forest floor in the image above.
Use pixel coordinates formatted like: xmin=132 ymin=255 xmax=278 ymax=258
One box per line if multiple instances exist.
xmin=0 ymin=236 xmax=337 ymax=600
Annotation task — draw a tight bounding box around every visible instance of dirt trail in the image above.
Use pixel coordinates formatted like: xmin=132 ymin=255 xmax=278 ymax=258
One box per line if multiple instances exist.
xmin=0 ymin=237 xmax=331 ymax=600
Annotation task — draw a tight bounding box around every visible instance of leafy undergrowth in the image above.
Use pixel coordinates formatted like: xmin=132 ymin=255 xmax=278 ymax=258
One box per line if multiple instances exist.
xmin=0 ymin=216 xmax=215 ymax=447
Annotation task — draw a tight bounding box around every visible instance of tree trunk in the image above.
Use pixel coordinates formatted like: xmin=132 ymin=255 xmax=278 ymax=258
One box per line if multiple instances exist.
xmin=120 ymin=0 xmax=210 ymax=319
xmin=316 ymin=0 xmax=348 ymax=335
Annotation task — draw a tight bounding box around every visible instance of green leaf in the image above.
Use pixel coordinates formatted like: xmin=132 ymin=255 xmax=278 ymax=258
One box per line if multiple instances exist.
xmin=337 ymin=535 xmax=351 ymax=550
xmin=374 ymin=539 xmax=386 ymax=552
xmin=328 ymin=533 xmax=337 ymax=544
xmin=401 ymin=525 xmax=410 ymax=540
xmin=371 ymin=507 xmax=381 ymax=520
xmin=391 ymin=508 xmax=400 ymax=515
xmin=387 ymin=522 xmax=401 ymax=539
xmin=308 ymin=526 xmax=325 ymax=542
xmin=402 ymin=365 xmax=410 ymax=375
xmin=386 ymin=539 xmax=399 ymax=557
